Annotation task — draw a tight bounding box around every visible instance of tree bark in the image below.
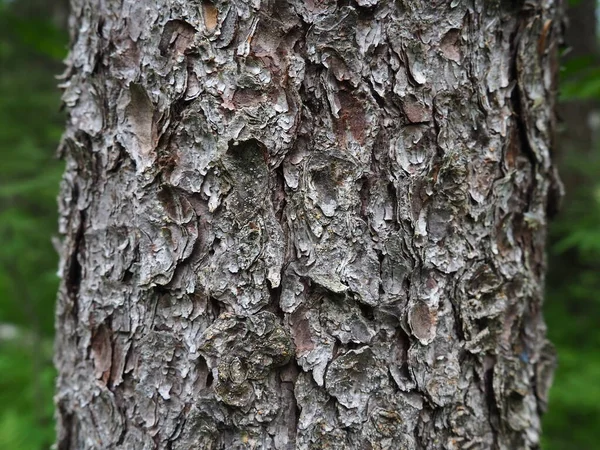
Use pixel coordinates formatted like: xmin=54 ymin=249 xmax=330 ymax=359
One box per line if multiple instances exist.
xmin=54 ymin=1 xmax=562 ymax=449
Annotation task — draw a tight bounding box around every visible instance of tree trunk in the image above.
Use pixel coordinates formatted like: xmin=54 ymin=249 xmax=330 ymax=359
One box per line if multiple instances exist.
xmin=557 ymin=0 xmax=599 ymax=195
xmin=54 ymin=1 xmax=562 ymax=449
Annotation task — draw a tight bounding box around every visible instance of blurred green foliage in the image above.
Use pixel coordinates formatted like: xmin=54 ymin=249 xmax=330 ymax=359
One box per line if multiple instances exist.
xmin=0 ymin=1 xmax=66 ymax=448
xmin=0 ymin=0 xmax=599 ymax=449
xmin=541 ymin=16 xmax=600 ymax=445
xmin=561 ymin=55 xmax=600 ymax=100
xmin=543 ymin=153 xmax=600 ymax=448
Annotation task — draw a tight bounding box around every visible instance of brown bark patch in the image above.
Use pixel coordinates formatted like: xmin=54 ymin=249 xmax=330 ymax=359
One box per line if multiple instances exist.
xmin=290 ymin=311 xmax=315 ymax=355
xmin=202 ymin=1 xmax=219 ymax=33
xmin=402 ymin=95 xmax=432 ymax=124
xmin=337 ymin=91 xmax=367 ymax=144
xmin=408 ymin=302 xmax=437 ymax=345
xmin=125 ymin=83 xmax=157 ymax=157
xmin=159 ymin=20 xmax=196 ymax=56
xmin=91 ymin=325 xmax=113 ymax=384
xmin=440 ymin=28 xmax=461 ymax=62
xmin=233 ymin=88 xmax=266 ymax=108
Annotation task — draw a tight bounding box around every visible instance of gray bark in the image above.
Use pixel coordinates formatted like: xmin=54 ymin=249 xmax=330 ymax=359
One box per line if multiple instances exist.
xmin=54 ymin=0 xmax=562 ymax=449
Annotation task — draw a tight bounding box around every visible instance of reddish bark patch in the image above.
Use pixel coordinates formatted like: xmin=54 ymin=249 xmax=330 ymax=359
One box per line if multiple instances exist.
xmin=233 ymin=88 xmax=266 ymax=108
xmin=290 ymin=310 xmax=315 ymax=355
xmin=159 ymin=20 xmax=197 ymax=56
xmin=504 ymin=126 xmax=520 ymax=169
xmin=408 ymin=302 xmax=437 ymax=345
xmin=336 ymin=91 xmax=367 ymax=145
xmin=403 ymin=95 xmax=432 ymax=123
xmin=91 ymin=325 xmax=113 ymax=384
xmin=440 ymin=28 xmax=461 ymax=62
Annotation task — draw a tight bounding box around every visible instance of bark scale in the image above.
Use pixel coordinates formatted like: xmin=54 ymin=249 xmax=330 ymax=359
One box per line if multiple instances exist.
xmin=55 ymin=0 xmax=562 ymax=448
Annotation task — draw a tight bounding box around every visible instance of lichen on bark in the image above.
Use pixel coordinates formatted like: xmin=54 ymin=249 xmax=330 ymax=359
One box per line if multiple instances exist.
xmin=55 ymin=0 xmax=562 ymax=448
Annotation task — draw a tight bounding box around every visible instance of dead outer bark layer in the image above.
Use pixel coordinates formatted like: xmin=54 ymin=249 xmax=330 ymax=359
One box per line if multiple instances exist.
xmin=55 ymin=0 xmax=562 ymax=448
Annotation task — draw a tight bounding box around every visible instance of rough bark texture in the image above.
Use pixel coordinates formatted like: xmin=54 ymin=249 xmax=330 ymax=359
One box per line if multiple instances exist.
xmin=55 ymin=0 xmax=562 ymax=449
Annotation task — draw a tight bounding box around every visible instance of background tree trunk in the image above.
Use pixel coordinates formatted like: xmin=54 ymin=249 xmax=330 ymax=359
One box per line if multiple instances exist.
xmin=541 ymin=1 xmax=600 ymax=446
xmin=55 ymin=1 xmax=562 ymax=448
xmin=556 ymin=0 xmax=599 ymax=192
